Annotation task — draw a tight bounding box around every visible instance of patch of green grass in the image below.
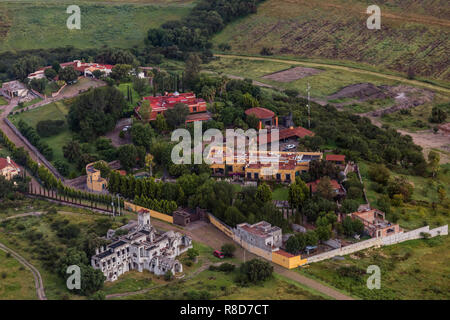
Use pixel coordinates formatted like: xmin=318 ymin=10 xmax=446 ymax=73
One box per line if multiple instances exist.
xmin=272 ymin=187 xmax=288 ymax=201
xmin=8 ymin=100 xmax=78 ymax=175
xmin=0 ymin=96 xmax=8 ymax=106
xmin=117 ymin=82 xmax=142 ymax=113
xmin=117 ymin=267 xmax=326 ymax=300
xmin=0 ymin=1 xmax=194 ymax=52
xmin=299 ymin=237 xmax=450 ymax=300
xmin=204 ymin=57 xmax=401 ymax=99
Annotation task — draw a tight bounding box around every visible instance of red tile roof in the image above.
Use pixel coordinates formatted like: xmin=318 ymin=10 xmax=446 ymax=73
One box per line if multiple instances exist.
xmin=326 ymin=154 xmax=346 ymax=162
xmin=185 ymin=112 xmax=211 ymax=123
xmin=307 ymin=178 xmax=341 ymax=193
xmin=261 ymin=126 xmax=314 ymax=144
xmin=245 ymin=107 xmax=275 ymax=119
xmin=0 ymin=157 xmax=19 ymax=170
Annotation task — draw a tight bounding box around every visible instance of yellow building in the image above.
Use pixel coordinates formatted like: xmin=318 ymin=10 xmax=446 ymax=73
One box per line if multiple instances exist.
xmin=208 ymin=146 xmax=322 ymax=183
xmin=86 ymin=162 xmax=107 ymax=192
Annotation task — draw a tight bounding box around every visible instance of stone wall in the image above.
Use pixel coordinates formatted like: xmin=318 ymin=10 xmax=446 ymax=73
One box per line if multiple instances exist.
xmin=307 ymin=225 xmax=448 ymax=264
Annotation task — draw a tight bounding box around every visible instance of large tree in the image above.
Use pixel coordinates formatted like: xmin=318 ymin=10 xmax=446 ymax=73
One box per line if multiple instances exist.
xmin=59 ymin=66 xmax=79 ymax=84
xmin=67 ymin=86 xmax=126 ymax=140
xmin=165 ymin=103 xmax=190 ymax=128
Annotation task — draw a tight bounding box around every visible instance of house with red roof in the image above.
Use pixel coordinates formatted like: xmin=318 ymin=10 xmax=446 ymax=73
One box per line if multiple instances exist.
xmin=245 ymin=107 xmax=278 ymax=130
xmin=27 ymin=60 xmax=114 ymax=81
xmin=0 ymin=157 xmax=21 ymax=180
xmin=307 ymin=178 xmax=346 ymax=198
xmin=326 ymin=154 xmax=346 ymax=166
xmin=137 ymin=92 xmax=208 ymax=122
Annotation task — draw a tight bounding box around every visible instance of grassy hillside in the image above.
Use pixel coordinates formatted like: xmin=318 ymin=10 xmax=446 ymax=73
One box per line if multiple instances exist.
xmin=212 ymin=0 xmax=450 ymax=81
xmin=0 ymin=0 xmax=194 ymax=52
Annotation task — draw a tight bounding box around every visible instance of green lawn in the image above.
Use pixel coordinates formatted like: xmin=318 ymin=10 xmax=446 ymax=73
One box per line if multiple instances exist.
xmin=117 ymin=82 xmax=143 ymax=113
xmin=272 ymin=187 xmax=289 ymax=201
xmin=0 ymin=250 xmax=37 ymax=300
xmin=0 ymin=96 xmax=8 ymax=106
xmin=0 ymin=1 xmax=194 ymax=52
xmin=298 ymin=236 xmax=450 ymax=300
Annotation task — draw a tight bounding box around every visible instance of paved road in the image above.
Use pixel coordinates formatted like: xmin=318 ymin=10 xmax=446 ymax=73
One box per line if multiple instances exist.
xmin=0 ymin=242 xmax=47 ymax=300
xmin=151 ymin=219 xmax=353 ymax=300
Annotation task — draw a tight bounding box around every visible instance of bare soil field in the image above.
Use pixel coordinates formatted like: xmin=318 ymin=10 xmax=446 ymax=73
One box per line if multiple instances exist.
xmin=262 ymin=67 xmax=322 ymax=82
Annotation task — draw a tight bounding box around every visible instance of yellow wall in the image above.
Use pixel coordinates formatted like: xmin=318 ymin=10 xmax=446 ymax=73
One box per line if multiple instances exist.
xmin=271 ymin=251 xmax=307 ymax=269
xmin=124 ymin=201 xmax=174 ymax=224
xmin=208 ymin=214 xmax=234 ymax=238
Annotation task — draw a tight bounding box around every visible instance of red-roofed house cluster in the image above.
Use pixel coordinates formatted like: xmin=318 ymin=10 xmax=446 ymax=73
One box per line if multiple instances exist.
xmin=27 ymin=60 xmax=114 ymax=81
xmin=137 ymin=92 xmax=210 ymax=123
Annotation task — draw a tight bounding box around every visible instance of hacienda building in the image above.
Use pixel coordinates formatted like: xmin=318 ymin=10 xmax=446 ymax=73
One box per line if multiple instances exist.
xmin=136 ymin=92 xmax=208 ymax=122
xmin=91 ymin=210 xmax=192 ymax=282
xmin=0 ymin=157 xmax=21 ymax=180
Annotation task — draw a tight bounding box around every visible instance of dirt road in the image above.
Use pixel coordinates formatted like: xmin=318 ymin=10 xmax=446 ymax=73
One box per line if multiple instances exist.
xmin=214 ymin=54 xmax=450 ymax=95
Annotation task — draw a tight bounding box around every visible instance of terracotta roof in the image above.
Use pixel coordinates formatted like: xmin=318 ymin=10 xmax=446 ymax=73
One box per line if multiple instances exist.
xmin=245 ymin=107 xmax=275 ymax=119
xmin=0 ymin=157 xmax=19 ymax=170
xmin=326 ymin=154 xmax=346 ymax=162
xmin=261 ymin=126 xmax=314 ymax=144
xmin=307 ymin=178 xmax=341 ymax=193
xmin=185 ymin=113 xmax=211 ymax=123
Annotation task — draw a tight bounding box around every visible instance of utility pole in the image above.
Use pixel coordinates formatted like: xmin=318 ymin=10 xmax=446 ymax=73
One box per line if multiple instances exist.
xmin=111 ymin=201 xmax=115 ymax=217
xmin=307 ymin=82 xmax=311 ymax=129
xmin=117 ymin=194 xmax=121 ymax=216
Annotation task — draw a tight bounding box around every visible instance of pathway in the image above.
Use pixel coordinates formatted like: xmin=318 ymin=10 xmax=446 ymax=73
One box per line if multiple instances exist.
xmin=0 ymin=242 xmax=47 ymax=300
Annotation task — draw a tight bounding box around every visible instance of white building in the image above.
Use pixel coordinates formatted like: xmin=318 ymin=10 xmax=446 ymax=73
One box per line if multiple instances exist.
xmin=1 ymin=81 xmax=29 ymax=99
xmin=91 ymin=211 xmax=192 ymax=282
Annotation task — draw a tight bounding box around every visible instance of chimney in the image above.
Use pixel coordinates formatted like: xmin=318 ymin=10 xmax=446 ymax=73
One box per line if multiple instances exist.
xmin=6 ymin=156 xmax=11 ymax=164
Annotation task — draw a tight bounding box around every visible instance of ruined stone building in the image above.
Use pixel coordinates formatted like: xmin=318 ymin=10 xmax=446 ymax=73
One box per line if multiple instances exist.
xmin=91 ymin=211 xmax=193 ymax=282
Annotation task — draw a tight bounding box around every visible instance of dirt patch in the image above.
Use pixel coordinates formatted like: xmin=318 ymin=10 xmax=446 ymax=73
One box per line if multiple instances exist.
xmin=328 ymin=83 xmax=391 ymax=102
xmin=370 ymin=85 xmax=435 ymax=116
xmin=262 ymin=66 xmax=322 ymax=82
xmin=328 ymin=83 xmax=435 ymax=116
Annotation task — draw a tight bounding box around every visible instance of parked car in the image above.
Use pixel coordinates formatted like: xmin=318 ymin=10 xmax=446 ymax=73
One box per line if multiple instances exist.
xmin=284 ymin=144 xmax=296 ymax=150
xmin=213 ymin=250 xmax=225 ymax=259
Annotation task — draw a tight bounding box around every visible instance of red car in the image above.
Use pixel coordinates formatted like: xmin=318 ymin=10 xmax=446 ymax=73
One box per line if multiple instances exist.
xmin=213 ymin=250 xmax=225 ymax=259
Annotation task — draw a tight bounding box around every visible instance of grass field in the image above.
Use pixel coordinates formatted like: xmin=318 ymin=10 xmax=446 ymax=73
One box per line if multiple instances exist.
xmin=359 ymin=161 xmax=450 ymax=230
xmin=0 ymin=96 xmax=8 ymax=106
xmin=116 ymin=267 xmax=327 ymax=300
xmin=299 ymin=236 xmax=450 ymax=300
xmin=0 ymin=250 xmax=37 ymax=300
xmin=0 ymin=0 xmax=194 ymax=52
xmin=8 ymin=100 xmax=76 ymax=175
xmin=0 ymin=198 xmax=131 ymax=300
xmin=204 ymin=57 xmax=402 ymax=99
xmin=272 ymin=187 xmax=288 ymax=201
xmin=212 ymin=0 xmax=450 ymax=81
